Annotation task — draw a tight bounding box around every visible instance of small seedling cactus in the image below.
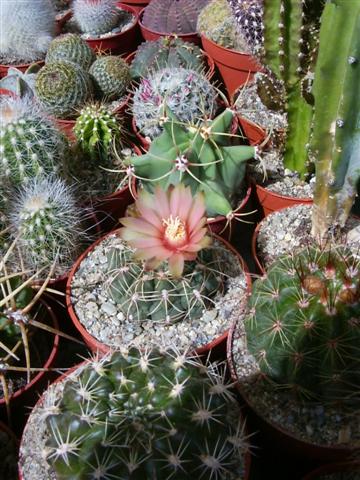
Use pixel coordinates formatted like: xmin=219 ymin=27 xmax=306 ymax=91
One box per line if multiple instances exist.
xmin=245 ymin=245 xmax=360 ymax=403
xmin=35 ymin=61 xmax=93 ymax=119
xmin=132 ymin=67 xmax=218 ymax=140
xmin=45 ymin=33 xmax=96 ymax=70
xmin=89 ymin=56 xmax=131 ymax=101
xmin=73 ymin=0 xmax=122 ymax=36
xmin=44 ymin=347 xmax=250 ymax=479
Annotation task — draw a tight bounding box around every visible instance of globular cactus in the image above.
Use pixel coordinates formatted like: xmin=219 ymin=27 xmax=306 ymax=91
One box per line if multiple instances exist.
xmin=73 ymin=0 xmax=122 ymax=36
xmin=228 ymin=0 xmax=264 ymax=53
xmin=35 ymin=61 xmax=93 ymax=119
xmin=45 ymin=33 xmax=96 ymax=70
xmin=132 ymin=67 xmax=218 ymax=140
xmin=74 ymin=103 xmax=122 ymax=163
xmin=0 ymin=95 xmax=68 ymax=188
xmin=130 ymin=37 xmax=205 ymax=80
xmin=89 ymin=56 xmax=131 ymax=101
xmin=0 ymin=0 xmax=55 ymax=63
xmin=126 ymin=109 xmax=255 ymax=217
xmin=245 ymin=246 xmax=360 ymax=403
xmin=45 ymin=347 xmax=249 ymax=479
xmin=142 ymin=0 xmax=208 ymax=35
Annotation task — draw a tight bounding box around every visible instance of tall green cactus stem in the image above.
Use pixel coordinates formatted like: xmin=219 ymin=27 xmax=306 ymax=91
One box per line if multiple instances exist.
xmin=311 ymin=1 xmax=360 ymax=239
xmin=45 ymin=34 xmax=96 ymax=70
xmin=45 ymin=348 xmax=249 ymax=479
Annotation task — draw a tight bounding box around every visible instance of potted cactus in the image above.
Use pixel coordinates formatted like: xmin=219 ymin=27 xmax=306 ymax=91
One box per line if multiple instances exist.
xmin=19 ymin=346 xmax=251 ymax=480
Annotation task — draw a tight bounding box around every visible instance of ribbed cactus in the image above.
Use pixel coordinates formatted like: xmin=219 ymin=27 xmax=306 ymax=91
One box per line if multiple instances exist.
xmin=35 ymin=61 xmax=93 ymax=119
xmin=45 ymin=348 xmax=249 ymax=479
xmin=310 ymin=0 xmax=360 ymax=239
xmin=245 ymin=246 xmax=360 ymax=403
xmin=73 ymin=0 xmax=122 ymax=35
xmin=0 ymin=95 xmax=68 ymax=188
xmin=0 ymin=0 xmax=55 ymax=63
xmin=130 ymin=37 xmax=205 ymax=80
xmin=126 ymin=108 xmax=255 ymax=217
xmin=45 ymin=34 xmax=96 ymax=70
xmin=132 ymin=67 xmax=218 ymax=140
xmin=228 ymin=0 xmax=264 ymax=53
xmin=142 ymin=0 xmax=209 ymax=35
xmin=89 ymin=56 xmax=130 ymax=101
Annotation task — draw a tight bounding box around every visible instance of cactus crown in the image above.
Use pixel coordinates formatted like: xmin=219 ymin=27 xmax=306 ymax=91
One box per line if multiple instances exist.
xmin=73 ymin=0 xmax=122 ymax=36
xmin=45 ymin=33 xmax=96 ymax=70
xmin=245 ymin=245 xmax=360 ymax=403
xmin=45 ymin=347 xmax=249 ymax=479
xmin=89 ymin=55 xmax=131 ymax=101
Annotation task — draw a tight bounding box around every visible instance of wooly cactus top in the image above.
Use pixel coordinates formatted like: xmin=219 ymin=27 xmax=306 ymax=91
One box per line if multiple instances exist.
xmin=73 ymin=0 xmax=123 ymax=36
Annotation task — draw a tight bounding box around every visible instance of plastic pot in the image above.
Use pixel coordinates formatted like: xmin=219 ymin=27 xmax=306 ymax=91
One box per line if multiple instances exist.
xmin=201 ymin=35 xmax=262 ymax=100
xmin=120 ymin=0 xmax=149 ymax=14
xmin=255 ymin=182 xmax=313 ymax=218
xmin=302 ymin=462 xmax=360 ymax=480
xmin=0 ymin=60 xmax=44 ymax=79
xmin=235 ymin=116 xmax=267 ymax=147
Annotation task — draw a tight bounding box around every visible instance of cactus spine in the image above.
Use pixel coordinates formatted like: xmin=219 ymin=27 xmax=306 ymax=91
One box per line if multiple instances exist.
xmin=73 ymin=0 xmax=122 ymax=36
xmin=89 ymin=56 xmax=131 ymax=100
xmin=45 ymin=34 xmax=96 ymax=70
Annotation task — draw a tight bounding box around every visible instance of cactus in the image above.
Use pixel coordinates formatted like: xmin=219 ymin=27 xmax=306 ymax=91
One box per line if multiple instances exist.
xmin=0 ymin=0 xmax=55 ymax=63
xmin=0 ymin=64 xmax=41 ymax=98
xmin=74 ymin=103 xmax=122 ymax=164
xmin=0 ymin=95 xmax=68 ymax=188
xmin=142 ymin=0 xmax=209 ymax=35
xmin=228 ymin=0 xmax=264 ymax=53
xmin=130 ymin=37 xmax=205 ymax=80
xmin=45 ymin=34 xmax=96 ymax=70
xmin=45 ymin=347 xmax=249 ymax=479
xmin=35 ymin=61 xmax=93 ymax=119
xmin=126 ymin=108 xmax=255 ymax=217
xmin=132 ymin=67 xmax=218 ymax=140
xmin=73 ymin=0 xmax=122 ymax=36
xmin=245 ymin=245 xmax=360 ymax=403
xmin=89 ymin=56 xmax=131 ymax=101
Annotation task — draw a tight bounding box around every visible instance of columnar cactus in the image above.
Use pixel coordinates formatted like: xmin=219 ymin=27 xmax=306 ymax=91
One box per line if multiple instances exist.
xmin=142 ymin=0 xmax=209 ymax=35
xmin=130 ymin=37 xmax=205 ymax=80
xmin=35 ymin=61 xmax=93 ymax=118
xmin=89 ymin=56 xmax=131 ymax=100
xmin=245 ymin=246 xmax=360 ymax=403
xmin=45 ymin=34 xmax=96 ymax=70
xmin=0 ymin=0 xmax=56 ymax=63
xmin=132 ymin=67 xmax=218 ymax=140
xmin=73 ymin=0 xmax=122 ymax=36
xmin=45 ymin=347 xmax=249 ymax=479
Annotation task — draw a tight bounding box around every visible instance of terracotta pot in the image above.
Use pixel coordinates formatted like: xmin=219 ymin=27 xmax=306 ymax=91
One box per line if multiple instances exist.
xmin=66 ymin=229 xmax=251 ymax=358
xmin=234 ymin=116 xmax=267 ymax=147
xmin=0 ymin=88 xmax=17 ymax=97
xmin=139 ymin=8 xmax=201 ymax=45
xmin=0 ymin=60 xmax=45 ymax=79
xmin=120 ymin=0 xmax=149 ymax=14
xmin=302 ymin=462 xmax=360 ymax=480
xmin=255 ymin=182 xmax=313 ymax=218
xmin=201 ymin=35 xmax=262 ymax=100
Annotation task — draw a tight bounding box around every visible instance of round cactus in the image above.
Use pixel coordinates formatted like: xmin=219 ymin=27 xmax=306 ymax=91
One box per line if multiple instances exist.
xmin=45 ymin=33 xmax=96 ymax=70
xmin=73 ymin=0 xmax=121 ymax=36
xmin=0 ymin=95 xmax=68 ymax=188
xmin=45 ymin=347 xmax=249 ymax=479
xmin=228 ymin=0 xmax=264 ymax=53
xmin=133 ymin=67 xmax=218 ymax=140
xmin=245 ymin=246 xmax=360 ymax=403
xmin=35 ymin=61 xmax=93 ymax=119
xmin=89 ymin=56 xmax=131 ymax=101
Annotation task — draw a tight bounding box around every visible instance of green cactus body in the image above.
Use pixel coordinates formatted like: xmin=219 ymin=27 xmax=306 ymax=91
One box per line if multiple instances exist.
xmin=127 ymin=108 xmax=254 ymax=217
xmin=45 ymin=348 xmax=248 ymax=479
xmin=311 ymin=1 xmax=360 ymax=238
xmin=45 ymin=34 xmax=96 ymax=70
xmin=228 ymin=0 xmax=264 ymax=54
xmin=130 ymin=37 xmax=205 ymax=80
xmin=245 ymin=246 xmax=360 ymax=402
xmin=89 ymin=56 xmax=130 ymax=101
xmin=35 ymin=61 xmax=92 ymax=119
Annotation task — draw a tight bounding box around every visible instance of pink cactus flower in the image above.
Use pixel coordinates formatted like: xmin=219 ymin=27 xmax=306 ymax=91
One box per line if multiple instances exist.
xmin=119 ymin=184 xmax=211 ymax=277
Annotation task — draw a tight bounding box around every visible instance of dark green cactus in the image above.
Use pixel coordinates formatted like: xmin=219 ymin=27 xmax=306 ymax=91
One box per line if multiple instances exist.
xmin=45 ymin=33 xmax=96 ymax=70
xmin=245 ymin=246 xmax=360 ymax=403
xmin=45 ymin=348 xmax=249 ymax=479
xmin=89 ymin=56 xmax=130 ymax=101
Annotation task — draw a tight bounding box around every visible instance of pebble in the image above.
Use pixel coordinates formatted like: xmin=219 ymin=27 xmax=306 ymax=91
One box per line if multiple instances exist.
xmin=100 ymin=302 xmax=117 ymax=316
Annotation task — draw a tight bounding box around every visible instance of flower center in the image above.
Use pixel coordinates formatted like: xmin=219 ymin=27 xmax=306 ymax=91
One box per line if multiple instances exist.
xmin=163 ymin=215 xmax=186 ymax=244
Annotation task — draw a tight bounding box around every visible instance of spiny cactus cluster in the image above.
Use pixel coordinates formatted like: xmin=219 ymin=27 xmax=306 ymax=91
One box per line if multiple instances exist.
xmin=132 ymin=67 xmax=218 ymax=140
xmin=73 ymin=0 xmax=122 ymax=36
xmin=245 ymin=246 xmax=360 ymax=403
xmin=45 ymin=347 xmax=249 ymax=479
xmin=45 ymin=33 xmax=96 ymax=70
xmin=130 ymin=37 xmax=205 ymax=80
xmin=89 ymin=56 xmax=131 ymax=100
xmin=0 ymin=0 xmax=55 ymax=63
xmin=142 ymin=0 xmax=209 ymax=35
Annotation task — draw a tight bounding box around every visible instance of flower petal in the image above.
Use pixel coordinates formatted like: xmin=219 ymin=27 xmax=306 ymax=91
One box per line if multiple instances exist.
xmin=187 ymin=192 xmax=207 ymax=232
xmin=168 ymin=253 xmax=185 ymax=277
xmin=153 ymin=185 xmax=171 ymax=219
xmin=120 ymin=217 xmax=161 ymax=236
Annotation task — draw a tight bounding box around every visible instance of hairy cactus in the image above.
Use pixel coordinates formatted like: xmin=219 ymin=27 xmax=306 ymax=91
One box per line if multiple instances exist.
xmin=245 ymin=246 xmax=360 ymax=403
xmin=0 ymin=95 xmax=68 ymax=188
xmin=45 ymin=33 xmax=96 ymax=70
xmin=0 ymin=0 xmax=55 ymax=63
xmin=132 ymin=67 xmax=218 ymax=140
xmin=89 ymin=56 xmax=130 ymax=101
xmin=45 ymin=347 xmax=249 ymax=479
xmin=126 ymin=109 xmax=255 ymax=217
xmin=73 ymin=0 xmax=122 ymax=35
xmin=142 ymin=0 xmax=209 ymax=35
xmin=35 ymin=61 xmax=93 ymax=119
xmin=130 ymin=37 xmax=205 ymax=80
